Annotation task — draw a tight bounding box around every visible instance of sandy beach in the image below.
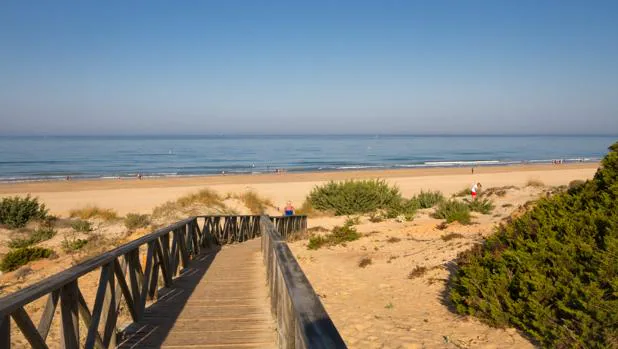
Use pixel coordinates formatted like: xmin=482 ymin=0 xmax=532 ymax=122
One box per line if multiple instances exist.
xmin=0 ymin=163 xmax=598 ymax=216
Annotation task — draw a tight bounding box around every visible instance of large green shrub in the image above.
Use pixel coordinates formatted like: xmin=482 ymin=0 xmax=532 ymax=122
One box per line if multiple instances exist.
xmin=0 ymin=247 xmax=55 ymax=272
xmin=450 ymin=141 xmax=618 ymax=348
xmin=308 ymin=179 xmax=402 ymax=215
xmin=432 ymin=200 xmax=471 ymax=224
xmin=414 ymin=190 xmax=445 ymax=209
xmin=0 ymin=195 xmax=48 ymax=228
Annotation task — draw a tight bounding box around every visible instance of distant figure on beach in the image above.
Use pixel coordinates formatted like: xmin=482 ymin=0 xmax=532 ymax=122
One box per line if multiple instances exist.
xmin=284 ymin=201 xmax=294 ymax=216
xmin=471 ymin=167 xmax=475 ymax=174
xmin=471 ymin=182 xmax=481 ymax=199
xmin=137 ymin=173 xmax=143 ymax=180
xmin=65 ymin=175 xmax=71 ymax=181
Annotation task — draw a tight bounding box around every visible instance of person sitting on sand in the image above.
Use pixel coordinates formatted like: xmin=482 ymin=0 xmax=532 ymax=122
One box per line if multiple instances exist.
xmin=284 ymin=201 xmax=294 ymax=216
xmin=471 ymin=182 xmax=481 ymax=200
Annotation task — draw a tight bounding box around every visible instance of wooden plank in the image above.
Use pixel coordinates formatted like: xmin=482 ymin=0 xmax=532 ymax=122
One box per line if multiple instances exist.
xmin=127 ymin=250 xmax=142 ymax=320
xmin=37 ymin=290 xmax=59 ymax=341
xmin=113 ymin=259 xmax=138 ymax=321
xmin=11 ymin=307 xmax=47 ymax=349
xmin=60 ymin=281 xmax=80 ymax=349
xmin=102 ymin=266 xmax=117 ymax=348
xmin=83 ymin=264 xmax=110 ymax=349
xmin=0 ymin=314 xmax=10 ymax=349
xmin=139 ymin=242 xmax=155 ymax=314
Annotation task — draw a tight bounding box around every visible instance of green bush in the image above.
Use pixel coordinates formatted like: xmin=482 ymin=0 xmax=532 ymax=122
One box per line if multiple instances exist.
xmin=0 ymin=195 xmax=48 ymax=229
xmin=431 ymin=200 xmax=471 ymax=224
xmin=453 ymin=187 xmax=470 ymax=197
xmin=307 ymin=224 xmax=361 ymax=250
xmin=385 ymin=198 xmax=419 ymax=220
xmin=8 ymin=228 xmax=56 ymax=249
xmin=414 ymin=190 xmax=445 ymax=208
xmin=0 ymin=247 xmax=55 ymax=272
xmin=62 ymin=238 xmax=89 ymax=253
xmin=124 ymin=213 xmax=150 ymax=230
xmin=71 ymin=220 xmax=92 ymax=232
xmin=450 ymin=141 xmax=618 ymax=348
xmin=466 ymin=198 xmax=495 ymax=214
xmin=308 ymin=179 xmax=402 ymax=215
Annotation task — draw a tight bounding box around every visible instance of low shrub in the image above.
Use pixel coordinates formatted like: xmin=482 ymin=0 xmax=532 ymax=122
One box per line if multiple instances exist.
xmin=8 ymin=228 xmax=56 ymax=249
xmin=385 ymin=198 xmax=418 ymax=220
xmin=441 ymin=232 xmax=464 ymax=241
xmin=68 ymin=206 xmax=117 ymax=221
xmin=450 ymin=141 xmax=618 ymax=347
xmin=466 ymin=198 xmax=495 ymax=214
xmin=568 ymin=179 xmax=586 ymax=190
xmin=344 ymin=216 xmax=360 ymax=226
xmin=307 ymin=224 xmax=361 ymax=250
xmin=0 ymin=247 xmax=55 ymax=272
xmin=414 ymin=190 xmax=444 ymax=208
xmin=124 ymin=213 xmax=150 ymax=230
xmin=0 ymin=195 xmax=48 ymax=228
xmin=368 ymin=212 xmax=384 ymax=223
xmin=358 ymin=257 xmax=372 ymax=268
xmin=62 ymin=238 xmax=89 ymax=253
xmin=153 ymin=188 xmax=229 ymax=218
xmin=71 ymin=220 xmax=92 ymax=232
xmin=386 ymin=237 xmax=401 ymax=243
xmin=452 ymin=187 xmax=470 ymax=197
xmin=308 ymin=179 xmax=402 ymax=215
xmin=431 ymin=200 xmax=471 ymax=225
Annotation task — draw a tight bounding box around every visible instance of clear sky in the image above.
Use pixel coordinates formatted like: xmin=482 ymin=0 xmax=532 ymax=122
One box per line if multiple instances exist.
xmin=1 ymin=1 xmax=617 ymax=135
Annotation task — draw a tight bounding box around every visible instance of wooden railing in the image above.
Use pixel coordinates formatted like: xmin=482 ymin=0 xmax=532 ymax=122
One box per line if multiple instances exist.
xmin=261 ymin=216 xmax=347 ymax=349
xmin=271 ymin=215 xmax=308 ymax=239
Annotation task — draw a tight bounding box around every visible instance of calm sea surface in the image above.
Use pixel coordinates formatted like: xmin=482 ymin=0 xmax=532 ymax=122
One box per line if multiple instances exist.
xmin=0 ymin=135 xmax=615 ymax=182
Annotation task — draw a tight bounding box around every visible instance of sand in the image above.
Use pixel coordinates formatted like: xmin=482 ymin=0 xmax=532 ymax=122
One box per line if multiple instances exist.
xmin=0 ymin=163 xmax=597 ymax=216
xmin=0 ymin=163 xmax=599 ymax=348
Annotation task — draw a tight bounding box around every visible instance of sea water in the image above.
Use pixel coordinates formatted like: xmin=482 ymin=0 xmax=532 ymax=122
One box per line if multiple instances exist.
xmin=0 ymin=135 xmax=614 ymax=182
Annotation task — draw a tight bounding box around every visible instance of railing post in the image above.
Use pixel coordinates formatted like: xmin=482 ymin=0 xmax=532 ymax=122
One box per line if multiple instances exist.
xmin=0 ymin=314 xmax=10 ymax=348
xmin=60 ymin=280 xmax=80 ymax=349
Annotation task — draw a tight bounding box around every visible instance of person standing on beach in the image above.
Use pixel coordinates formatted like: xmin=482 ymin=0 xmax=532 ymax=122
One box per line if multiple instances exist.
xmin=471 ymin=182 xmax=481 ymax=200
xmin=284 ymin=201 xmax=295 ymax=216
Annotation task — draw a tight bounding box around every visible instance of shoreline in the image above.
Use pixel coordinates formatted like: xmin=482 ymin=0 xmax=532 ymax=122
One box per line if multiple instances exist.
xmin=0 ymin=162 xmax=598 ymax=194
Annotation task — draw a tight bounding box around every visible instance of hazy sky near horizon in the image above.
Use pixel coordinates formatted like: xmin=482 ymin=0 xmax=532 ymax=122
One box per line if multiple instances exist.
xmin=1 ymin=1 xmax=617 ymax=135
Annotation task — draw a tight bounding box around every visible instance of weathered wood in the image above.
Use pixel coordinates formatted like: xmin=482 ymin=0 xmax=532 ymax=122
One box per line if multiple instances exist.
xmin=101 ymin=266 xmax=117 ymax=348
xmin=83 ymin=264 xmax=110 ymax=349
xmin=60 ymin=281 xmax=80 ymax=349
xmin=261 ymin=216 xmax=346 ymax=349
xmin=0 ymin=315 xmax=10 ymax=349
xmin=113 ymin=259 xmax=137 ymax=321
xmin=37 ymin=290 xmax=59 ymax=341
xmin=11 ymin=307 xmax=47 ymax=349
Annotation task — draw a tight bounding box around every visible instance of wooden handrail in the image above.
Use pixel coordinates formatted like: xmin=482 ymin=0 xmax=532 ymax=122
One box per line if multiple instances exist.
xmin=261 ymin=216 xmax=346 ymax=349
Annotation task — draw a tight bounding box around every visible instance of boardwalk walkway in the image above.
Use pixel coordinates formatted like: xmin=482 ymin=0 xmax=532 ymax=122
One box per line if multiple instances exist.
xmin=118 ymin=239 xmax=277 ymax=349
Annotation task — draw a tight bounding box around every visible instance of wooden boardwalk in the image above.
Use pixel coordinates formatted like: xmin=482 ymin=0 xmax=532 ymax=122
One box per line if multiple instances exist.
xmin=118 ymin=239 xmax=277 ymax=349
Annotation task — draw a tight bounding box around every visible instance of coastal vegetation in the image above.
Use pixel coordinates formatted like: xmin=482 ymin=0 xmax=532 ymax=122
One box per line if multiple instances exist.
xmin=124 ymin=213 xmax=150 ymax=230
xmin=307 ymin=220 xmax=361 ymax=250
xmin=8 ymin=228 xmax=56 ymax=249
xmin=431 ymin=200 xmax=471 ymax=225
xmin=465 ymin=197 xmax=495 ymax=214
xmin=62 ymin=237 xmax=89 ymax=253
xmin=68 ymin=205 xmax=117 ymax=221
xmin=71 ymin=219 xmax=92 ymax=232
xmin=229 ymin=190 xmax=274 ymax=214
xmin=450 ymin=142 xmax=618 ymax=348
xmin=0 ymin=195 xmax=48 ymax=228
xmin=0 ymin=247 xmax=55 ymax=272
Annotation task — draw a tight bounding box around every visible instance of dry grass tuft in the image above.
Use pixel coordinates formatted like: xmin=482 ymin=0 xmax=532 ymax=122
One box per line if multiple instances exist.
xmin=441 ymin=232 xmax=465 ymax=241
xmin=152 ymin=188 xmax=233 ymax=218
xmin=408 ymin=265 xmax=429 ymax=279
xmin=69 ymin=206 xmax=117 ymax=221
xmin=358 ymin=257 xmax=372 ymax=268
xmin=231 ymin=191 xmax=274 ymax=214
xmin=526 ymin=179 xmax=545 ymax=188
xmin=386 ymin=237 xmax=401 ymax=243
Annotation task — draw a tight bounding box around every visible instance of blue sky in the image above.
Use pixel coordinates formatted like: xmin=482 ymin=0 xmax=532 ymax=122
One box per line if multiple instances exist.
xmin=1 ymin=1 xmax=617 ymax=135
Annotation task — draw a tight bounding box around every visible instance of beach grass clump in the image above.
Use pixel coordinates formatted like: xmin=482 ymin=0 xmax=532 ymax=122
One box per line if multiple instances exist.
xmin=414 ymin=190 xmax=445 ymax=209
xmin=8 ymin=228 xmax=57 ymax=249
xmin=408 ymin=265 xmax=429 ymax=279
xmin=0 ymin=195 xmax=48 ymax=229
xmin=449 ymin=141 xmax=618 ymax=348
xmin=307 ymin=179 xmax=402 ymax=215
xmin=68 ymin=205 xmax=117 ymax=221
xmin=440 ymin=232 xmax=464 ymax=241
xmin=431 ymin=200 xmax=471 ymax=225
xmin=465 ymin=198 xmax=495 ymax=214
xmin=307 ymin=223 xmax=361 ymax=250
xmin=152 ymin=188 xmax=229 ymax=218
xmin=526 ymin=178 xmax=544 ymax=187
xmin=62 ymin=237 xmax=89 ymax=253
xmin=71 ymin=220 xmax=92 ymax=232
xmin=452 ymin=187 xmax=470 ymax=197
xmin=234 ymin=190 xmax=273 ymax=214
xmin=358 ymin=257 xmax=372 ymax=268
xmin=0 ymin=247 xmax=55 ymax=272
xmin=385 ymin=198 xmax=419 ymax=220
xmin=124 ymin=213 xmax=150 ymax=230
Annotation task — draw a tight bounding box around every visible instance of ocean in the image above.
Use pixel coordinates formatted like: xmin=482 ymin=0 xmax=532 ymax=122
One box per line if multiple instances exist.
xmin=0 ymin=135 xmax=614 ymax=183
